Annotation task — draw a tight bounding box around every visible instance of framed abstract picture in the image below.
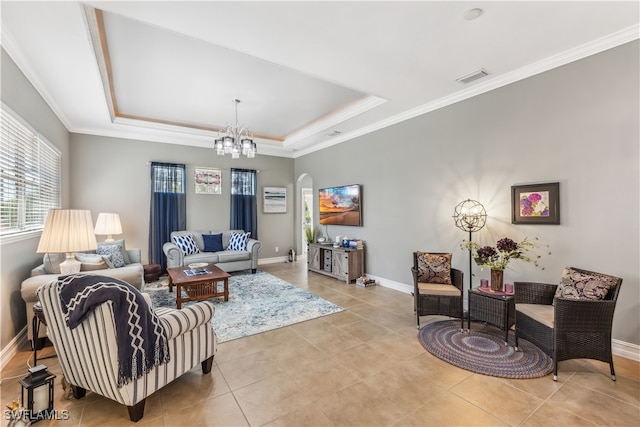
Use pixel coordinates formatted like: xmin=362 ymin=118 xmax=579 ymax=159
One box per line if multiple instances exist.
xmin=511 ymin=182 xmax=560 ymax=224
xmin=194 ymin=167 xmax=222 ymax=194
xmin=263 ymin=186 xmax=287 ymax=213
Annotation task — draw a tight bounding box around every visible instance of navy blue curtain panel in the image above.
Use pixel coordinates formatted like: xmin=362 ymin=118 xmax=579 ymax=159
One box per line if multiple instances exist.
xmin=149 ymin=162 xmax=186 ymax=271
xmin=230 ymin=168 xmax=258 ymax=239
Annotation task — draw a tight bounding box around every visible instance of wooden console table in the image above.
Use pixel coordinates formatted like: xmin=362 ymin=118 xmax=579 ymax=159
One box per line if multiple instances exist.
xmin=307 ymin=243 xmax=364 ymax=283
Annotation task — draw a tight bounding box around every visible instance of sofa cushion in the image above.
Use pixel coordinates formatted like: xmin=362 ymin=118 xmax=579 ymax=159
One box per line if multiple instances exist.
xmin=217 ymin=250 xmax=250 ymax=263
xmin=98 ymin=239 xmax=131 ymax=264
xmin=172 ymin=234 xmax=200 ymax=256
xmin=554 ymin=267 xmax=617 ymax=301
xmin=228 ymin=232 xmax=250 ymax=251
xmin=97 ymin=244 xmax=126 ymax=268
xmin=75 ymin=253 xmax=111 ymax=271
xmin=202 ymin=233 xmax=224 ymax=252
xmin=184 ymin=253 xmax=220 ymax=264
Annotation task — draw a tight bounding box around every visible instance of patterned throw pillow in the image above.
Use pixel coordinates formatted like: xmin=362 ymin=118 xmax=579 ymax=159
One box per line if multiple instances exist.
xmin=172 ymin=234 xmax=201 ymax=256
xmin=98 ymin=239 xmax=131 ymax=264
xmin=96 ymin=244 xmax=126 ymax=268
xmin=555 ymin=267 xmax=617 ymax=301
xmin=228 ymin=232 xmax=251 ymax=251
xmin=416 ymin=252 xmax=452 ymax=284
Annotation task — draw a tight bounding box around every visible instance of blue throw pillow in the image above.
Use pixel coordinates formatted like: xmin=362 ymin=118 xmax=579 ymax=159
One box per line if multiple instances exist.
xmin=171 ymin=234 xmax=200 ymax=255
xmin=202 ymin=233 xmax=224 ymax=252
xmin=228 ymin=232 xmax=250 ymax=251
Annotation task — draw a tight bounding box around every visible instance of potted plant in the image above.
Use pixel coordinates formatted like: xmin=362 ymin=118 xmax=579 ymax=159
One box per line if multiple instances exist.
xmin=463 ymin=237 xmax=549 ymax=291
xmin=304 ymin=225 xmax=319 ymax=245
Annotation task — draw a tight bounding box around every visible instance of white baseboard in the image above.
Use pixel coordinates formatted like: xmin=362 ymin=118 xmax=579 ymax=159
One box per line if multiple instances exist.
xmin=259 ymin=254 xmax=307 ymax=265
xmin=0 ymin=327 xmax=26 ymax=371
xmin=612 ymin=339 xmax=640 ymax=362
xmin=258 ymin=256 xmax=289 ymax=265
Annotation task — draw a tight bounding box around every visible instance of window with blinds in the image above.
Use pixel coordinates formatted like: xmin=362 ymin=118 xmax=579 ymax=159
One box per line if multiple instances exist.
xmin=0 ymin=107 xmax=61 ymax=237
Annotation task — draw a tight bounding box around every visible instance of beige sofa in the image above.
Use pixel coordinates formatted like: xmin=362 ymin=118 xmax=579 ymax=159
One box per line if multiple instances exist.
xmin=163 ymin=230 xmax=261 ymax=273
xmin=21 ymin=248 xmax=144 ymax=346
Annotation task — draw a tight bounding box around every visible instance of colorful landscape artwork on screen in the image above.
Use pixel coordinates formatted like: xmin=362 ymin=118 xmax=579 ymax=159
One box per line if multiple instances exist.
xmin=319 ymin=184 xmax=362 ymax=226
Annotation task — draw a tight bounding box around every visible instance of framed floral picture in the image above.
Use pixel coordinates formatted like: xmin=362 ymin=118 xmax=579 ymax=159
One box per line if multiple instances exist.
xmin=194 ymin=167 xmax=222 ymax=194
xmin=511 ymin=182 xmax=559 ymax=224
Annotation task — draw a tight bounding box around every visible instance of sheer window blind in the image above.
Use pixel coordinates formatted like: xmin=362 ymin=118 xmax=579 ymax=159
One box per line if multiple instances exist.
xmin=0 ymin=107 xmax=61 ymax=236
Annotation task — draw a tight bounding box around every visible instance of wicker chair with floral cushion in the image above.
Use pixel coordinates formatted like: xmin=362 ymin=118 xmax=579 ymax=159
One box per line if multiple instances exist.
xmin=411 ymin=252 xmax=464 ymax=329
xmin=514 ymin=267 xmax=622 ymax=381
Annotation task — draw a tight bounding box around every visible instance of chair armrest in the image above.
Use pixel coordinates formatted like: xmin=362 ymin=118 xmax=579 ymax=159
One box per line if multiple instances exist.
xmin=157 ymin=301 xmax=215 ymax=340
xmin=163 ymin=242 xmax=184 ymax=268
xmin=246 ymin=238 xmax=261 ymax=255
xmin=554 ymin=298 xmax=617 ymax=333
xmin=514 ymin=282 xmax=557 ymax=305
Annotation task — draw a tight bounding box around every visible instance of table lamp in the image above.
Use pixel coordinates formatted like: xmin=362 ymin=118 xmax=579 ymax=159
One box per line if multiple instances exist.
xmin=94 ymin=212 xmax=122 ymax=242
xmin=37 ymin=209 xmax=97 ymax=275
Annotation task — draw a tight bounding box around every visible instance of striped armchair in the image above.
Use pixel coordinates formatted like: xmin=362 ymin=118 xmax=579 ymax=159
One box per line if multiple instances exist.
xmin=37 ymin=279 xmax=217 ymax=422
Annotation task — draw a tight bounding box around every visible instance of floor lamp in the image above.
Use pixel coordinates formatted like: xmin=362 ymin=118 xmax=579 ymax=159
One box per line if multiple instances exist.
xmin=453 ymin=199 xmax=487 ymax=292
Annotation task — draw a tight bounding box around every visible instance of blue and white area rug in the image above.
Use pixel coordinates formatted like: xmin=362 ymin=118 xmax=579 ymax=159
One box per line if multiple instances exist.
xmin=142 ymin=270 xmax=343 ymax=342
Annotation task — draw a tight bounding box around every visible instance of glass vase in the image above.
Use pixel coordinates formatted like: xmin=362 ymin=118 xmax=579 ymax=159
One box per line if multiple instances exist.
xmin=490 ymin=269 xmax=504 ymax=292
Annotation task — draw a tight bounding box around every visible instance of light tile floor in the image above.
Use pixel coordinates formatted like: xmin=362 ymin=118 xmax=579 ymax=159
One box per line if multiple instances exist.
xmin=1 ymin=262 xmax=638 ymax=426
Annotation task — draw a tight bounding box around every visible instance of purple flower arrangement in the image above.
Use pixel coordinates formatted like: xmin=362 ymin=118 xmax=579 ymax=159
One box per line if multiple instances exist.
xmin=462 ymin=237 xmax=549 ymax=271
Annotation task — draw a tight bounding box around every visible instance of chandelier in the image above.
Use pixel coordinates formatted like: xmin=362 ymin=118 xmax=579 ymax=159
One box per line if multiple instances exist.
xmin=213 ymin=99 xmax=257 ymax=159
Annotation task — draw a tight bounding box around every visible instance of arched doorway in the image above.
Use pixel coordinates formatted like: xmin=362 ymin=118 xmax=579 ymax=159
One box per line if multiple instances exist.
xmin=296 ymin=173 xmax=313 ymax=258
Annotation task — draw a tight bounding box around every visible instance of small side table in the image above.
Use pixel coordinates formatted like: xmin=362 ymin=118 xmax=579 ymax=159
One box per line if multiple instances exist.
xmin=468 ymin=287 xmax=515 ymax=345
xmin=32 ymin=302 xmax=54 ymax=365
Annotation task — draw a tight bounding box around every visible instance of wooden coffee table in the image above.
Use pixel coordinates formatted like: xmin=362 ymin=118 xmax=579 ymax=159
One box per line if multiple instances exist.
xmin=166 ymin=263 xmax=231 ymax=308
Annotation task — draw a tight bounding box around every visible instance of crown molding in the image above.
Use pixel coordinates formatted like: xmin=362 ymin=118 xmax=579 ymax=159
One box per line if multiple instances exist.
xmin=292 ymin=24 xmax=640 ymax=158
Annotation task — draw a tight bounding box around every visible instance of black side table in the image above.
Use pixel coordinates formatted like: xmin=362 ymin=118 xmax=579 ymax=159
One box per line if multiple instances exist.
xmin=468 ymin=287 xmax=515 ymax=345
xmin=32 ymin=302 xmax=56 ymax=365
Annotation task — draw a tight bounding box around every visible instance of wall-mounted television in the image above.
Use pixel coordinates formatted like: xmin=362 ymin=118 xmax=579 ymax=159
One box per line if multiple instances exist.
xmin=319 ymin=184 xmax=362 ymax=226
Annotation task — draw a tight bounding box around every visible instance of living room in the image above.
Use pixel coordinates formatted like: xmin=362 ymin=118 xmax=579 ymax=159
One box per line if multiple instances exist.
xmin=0 ymin=2 xmax=639 ymax=425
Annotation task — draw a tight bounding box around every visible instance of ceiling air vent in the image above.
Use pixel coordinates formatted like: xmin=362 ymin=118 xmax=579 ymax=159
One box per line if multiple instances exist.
xmin=326 ymin=130 xmax=342 ymax=137
xmin=456 ymin=69 xmax=489 ymax=84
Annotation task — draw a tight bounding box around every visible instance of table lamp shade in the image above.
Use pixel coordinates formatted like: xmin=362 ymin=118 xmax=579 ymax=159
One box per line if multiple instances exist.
xmin=94 ymin=212 xmax=122 ymax=242
xmin=37 ymin=210 xmax=97 ymax=274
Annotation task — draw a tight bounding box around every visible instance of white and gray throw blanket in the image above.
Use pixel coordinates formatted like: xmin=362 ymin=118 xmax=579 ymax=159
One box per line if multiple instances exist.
xmin=59 ymin=274 xmax=170 ymax=387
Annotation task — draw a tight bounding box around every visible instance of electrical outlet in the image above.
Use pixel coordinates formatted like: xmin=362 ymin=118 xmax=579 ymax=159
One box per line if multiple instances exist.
xmin=275 ymin=246 xmax=279 ymax=252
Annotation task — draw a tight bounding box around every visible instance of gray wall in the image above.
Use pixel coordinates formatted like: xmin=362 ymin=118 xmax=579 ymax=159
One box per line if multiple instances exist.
xmin=0 ymin=49 xmax=71 ymax=349
xmin=69 ymin=134 xmax=295 ymax=263
xmin=295 ymin=41 xmax=639 ymax=345
xmin=2 ymin=40 xmax=638 ymax=352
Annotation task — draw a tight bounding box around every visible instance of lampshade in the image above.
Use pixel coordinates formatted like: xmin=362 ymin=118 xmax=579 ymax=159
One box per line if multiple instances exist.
xmin=94 ymin=212 xmax=122 ymax=242
xmin=37 ymin=209 xmax=97 ymax=274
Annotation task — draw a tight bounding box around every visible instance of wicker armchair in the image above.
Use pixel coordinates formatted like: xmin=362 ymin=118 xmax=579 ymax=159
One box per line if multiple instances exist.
xmin=411 ymin=252 xmax=464 ymax=330
xmin=514 ymin=267 xmax=623 ymax=381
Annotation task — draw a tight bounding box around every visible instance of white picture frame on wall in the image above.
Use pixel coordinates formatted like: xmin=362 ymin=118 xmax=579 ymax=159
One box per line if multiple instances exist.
xmin=263 ymin=186 xmax=287 ymax=213
xmin=194 ymin=167 xmax=222 ymax=194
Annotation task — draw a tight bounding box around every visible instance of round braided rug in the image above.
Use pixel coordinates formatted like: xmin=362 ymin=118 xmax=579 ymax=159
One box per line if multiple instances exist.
xmin=419 ymin=320 xmax=553 ymax=379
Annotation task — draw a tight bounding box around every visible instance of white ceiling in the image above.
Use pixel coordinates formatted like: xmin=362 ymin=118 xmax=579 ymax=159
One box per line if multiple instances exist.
xmin=2 ymin=1 xmax=638 ymax=158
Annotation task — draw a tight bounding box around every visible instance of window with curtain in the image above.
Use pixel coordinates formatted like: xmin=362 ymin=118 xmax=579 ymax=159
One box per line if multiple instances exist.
xmin=230 ymin=168 xmax=257 ymax=239
xmin=0 ymin=106 xmax=61 ymax=239
xmin=149 ymin=162 xmax=186 ymax=271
